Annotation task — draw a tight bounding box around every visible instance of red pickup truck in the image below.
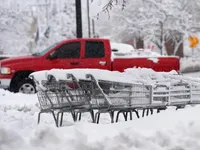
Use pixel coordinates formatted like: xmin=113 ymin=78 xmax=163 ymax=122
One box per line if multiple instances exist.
xmin=0 ymin=38 xmax=179 ymax=94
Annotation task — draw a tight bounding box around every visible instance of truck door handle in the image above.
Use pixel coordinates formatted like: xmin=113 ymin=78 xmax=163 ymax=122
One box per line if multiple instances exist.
xmin=70 ymin=62 xmax=79 ymax=65
xmin=99 ymin=61 xmax=106 ymax=66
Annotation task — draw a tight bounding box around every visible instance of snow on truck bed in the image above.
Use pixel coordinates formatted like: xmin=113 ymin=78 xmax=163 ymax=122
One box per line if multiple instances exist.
xmin=110 ymin=42 xmax=179 ymax=69
xmin=110 ymin=42 xmax=169 ymax=61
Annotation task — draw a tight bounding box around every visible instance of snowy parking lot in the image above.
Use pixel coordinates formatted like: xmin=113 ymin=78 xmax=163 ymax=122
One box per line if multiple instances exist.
xmin=1 ymin=0 xmax=200 ymax=149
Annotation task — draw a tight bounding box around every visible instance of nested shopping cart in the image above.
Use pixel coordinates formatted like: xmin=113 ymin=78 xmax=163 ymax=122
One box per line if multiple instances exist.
xmin=31 ymin=70 xmax=200 ymax=127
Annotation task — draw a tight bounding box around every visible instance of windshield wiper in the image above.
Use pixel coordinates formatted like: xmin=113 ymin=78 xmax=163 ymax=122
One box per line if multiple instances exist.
xmin=32 ymin=52 xmax=40 ymax=56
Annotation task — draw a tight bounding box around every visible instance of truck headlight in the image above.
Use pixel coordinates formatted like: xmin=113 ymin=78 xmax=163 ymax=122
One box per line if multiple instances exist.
xmin=1 ymin=67 xmax=11 ymax=74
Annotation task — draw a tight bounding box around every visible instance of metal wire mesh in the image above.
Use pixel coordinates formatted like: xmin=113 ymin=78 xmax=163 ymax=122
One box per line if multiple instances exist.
xmin=82 ymin=74 xmax=153 ymax=109
xmin=37 ymin=76 xmax=72 ymax=109
xmin=35 ymin=73 xmax=200 ymax=112
xmin=169 ymin=82 xmax=191 ymax=104
xmin=37 ymin=86 xmax=71 ymax=109
xmin=37 ymin=90 xmax=53 ymax=110
xmin=60 ymin=80 xmax=90 ymax=107
xmin=191 ymin=84 xmax=200 ymax=104
xmin=78 ymin=79 xmax=108 ymax=108
xmin=32 ymin=71 xmax=200 ymax=125
xmin=152 ymin=82 xmax=191 ymax=105
xmin=98 ymin=80 xmax=152 ymax=106
xmin=152 ymin=85 xmax=169 ymax=103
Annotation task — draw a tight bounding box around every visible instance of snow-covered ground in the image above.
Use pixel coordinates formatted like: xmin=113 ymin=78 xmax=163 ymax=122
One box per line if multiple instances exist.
xmin=180 ymin=57 xmax=200 ymax=73
xmin=1 ymin=68 xmax=200 ymax=150
xmin=1 ymin=88 xmax=200 ymax=150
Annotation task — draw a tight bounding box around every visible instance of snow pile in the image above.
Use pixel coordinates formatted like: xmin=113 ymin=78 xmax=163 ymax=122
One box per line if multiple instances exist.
xmin=180 ymin=57 xmax=200 ymax=73
xmin=130 ymin=49 xmax=161 ymax=57
xmin=111 ymin=42 xmax=134 ymax=54
xmin=124 ymin=68 xmax=178 ymax=84
xmin=0 ymin=88 xmax=37 ymax=105
xmin=31 ymin=68 xmax=180 ymax=87
xmin=1 ymin=87 xmax=200 ymax=150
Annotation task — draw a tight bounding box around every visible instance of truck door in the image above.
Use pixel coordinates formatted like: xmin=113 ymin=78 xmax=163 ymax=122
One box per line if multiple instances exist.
xmin=45 ymin=41 xmax=81 ymax=69
xmin=80 ymin=40 xmax=111 ymax=70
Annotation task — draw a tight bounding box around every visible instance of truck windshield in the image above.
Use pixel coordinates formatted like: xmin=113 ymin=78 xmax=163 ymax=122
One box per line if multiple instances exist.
xmin=32 ymin=43 xmax=57 ymax=56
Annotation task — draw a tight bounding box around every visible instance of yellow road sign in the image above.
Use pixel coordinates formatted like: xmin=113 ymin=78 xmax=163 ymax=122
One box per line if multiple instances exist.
xmin=188 ymin=36 xmax=199 ymax=48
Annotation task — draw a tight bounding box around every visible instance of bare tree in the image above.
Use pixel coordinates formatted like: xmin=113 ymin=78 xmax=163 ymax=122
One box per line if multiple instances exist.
xmin=95 ymin=0 xmax=200 ymax=56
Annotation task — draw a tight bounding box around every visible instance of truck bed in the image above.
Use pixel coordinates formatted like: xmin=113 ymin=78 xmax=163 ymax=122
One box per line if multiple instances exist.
xmin=112 ymin=56 xmax=180 ymax=72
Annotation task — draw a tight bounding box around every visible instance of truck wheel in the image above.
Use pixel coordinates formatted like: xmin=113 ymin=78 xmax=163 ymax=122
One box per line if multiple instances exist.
xmin=17 ymin=79 xmax=36 ymax=94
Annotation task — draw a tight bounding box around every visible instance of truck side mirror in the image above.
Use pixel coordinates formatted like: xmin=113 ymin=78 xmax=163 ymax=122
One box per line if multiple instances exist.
xmin=47 ymin=52 xmax=57 ymax=60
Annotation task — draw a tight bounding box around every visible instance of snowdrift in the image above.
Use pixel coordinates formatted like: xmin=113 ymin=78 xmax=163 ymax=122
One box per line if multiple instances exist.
xmin=1 ymin=87 xmax=200 ymax=150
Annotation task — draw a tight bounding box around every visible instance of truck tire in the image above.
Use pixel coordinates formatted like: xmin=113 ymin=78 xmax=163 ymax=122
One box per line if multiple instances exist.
xmin=17 ymin=79 xmax=36 ymax=94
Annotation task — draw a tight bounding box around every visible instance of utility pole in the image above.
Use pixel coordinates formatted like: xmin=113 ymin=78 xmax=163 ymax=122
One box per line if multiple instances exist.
xmin=75 ymin=0 xmax=82 ymax=38
xmin=87 ymin=0 xmax=96 ymax=38
xmin=160 ymin=21 xmax=164 ymax=55
xmin=45 ymin=0 xmax=49 ymax=27
xmin=87 ymin=0 xmax=91 ymax=37
xmin=92 ymin=18 xmax=95 ymax=37
xmin=91 ymin=0 xmax=96 ymax=38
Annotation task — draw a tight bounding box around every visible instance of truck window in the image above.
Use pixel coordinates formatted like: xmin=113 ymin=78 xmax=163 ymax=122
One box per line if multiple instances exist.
xmin=55 ymin=42 xmax=80 ymax=58
xmin=85 ymin=41 xmax=105 ymax=58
